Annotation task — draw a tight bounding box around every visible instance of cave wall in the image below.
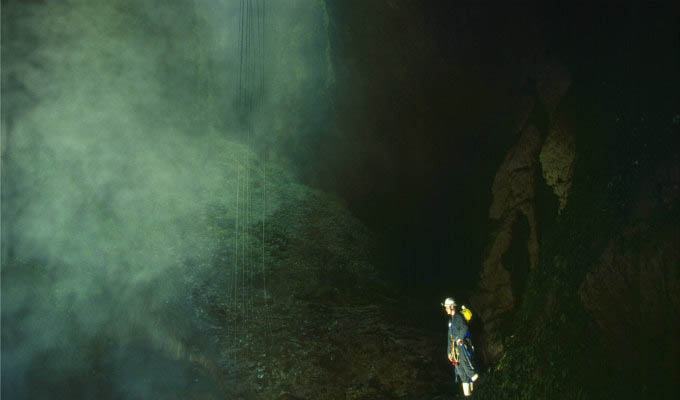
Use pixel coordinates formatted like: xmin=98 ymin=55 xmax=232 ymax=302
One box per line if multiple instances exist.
xmin=580 ymin=220 xmax=680 ymax=384
xmin=473 ymin=83 xmax=678 ymax=399
xmin=321 ymin=0 xmax=554 ymax=294
xmin=470 ymin=57 xmax=573 ymax=362
xmin=468 ymin=3 xmax=679 ymax=395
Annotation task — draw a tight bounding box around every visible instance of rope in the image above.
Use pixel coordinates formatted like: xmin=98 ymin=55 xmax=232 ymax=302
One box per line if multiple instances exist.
xmin=235 ymin=0 xmax=269 ymax=363
xmin=238 ymin=0 xmax=245 ymax=107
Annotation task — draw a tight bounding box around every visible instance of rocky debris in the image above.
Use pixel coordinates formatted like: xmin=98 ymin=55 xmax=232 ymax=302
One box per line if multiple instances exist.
xmin=202 ymin=298 xmax=451 ymax=399
xmin=539 ymin=118 xmax=576 ymax=213
xmin=181 ymin=184 xmax=456 ymax=399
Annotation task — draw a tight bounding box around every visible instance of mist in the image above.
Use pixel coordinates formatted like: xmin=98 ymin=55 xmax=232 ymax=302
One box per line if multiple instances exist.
xmin=2 ymin=0 xmax=333 ymax=397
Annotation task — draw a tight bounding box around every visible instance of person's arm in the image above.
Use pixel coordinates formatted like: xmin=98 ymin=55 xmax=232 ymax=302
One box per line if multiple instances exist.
xmin=447 ymin=321 xmax=455 ymax=359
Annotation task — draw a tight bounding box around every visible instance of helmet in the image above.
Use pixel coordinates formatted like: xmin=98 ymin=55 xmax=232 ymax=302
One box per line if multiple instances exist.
xmin=443 ymin=297 xmax=456 ymax=307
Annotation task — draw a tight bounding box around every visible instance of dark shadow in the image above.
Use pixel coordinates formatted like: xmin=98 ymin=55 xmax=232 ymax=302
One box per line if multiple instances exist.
xmin=502 ymin=213 xmax=531 ymax=307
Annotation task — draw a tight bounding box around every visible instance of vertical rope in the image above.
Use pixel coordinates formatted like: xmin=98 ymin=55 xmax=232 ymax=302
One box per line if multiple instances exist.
xmin=235 ymin=0 xmax=270 ymax=369
xmin=245 ymin=0 xmax=253 ymax=356
xmin=244 ymin=0 xmax=250 ymax=327
xmin=238 ymin=0 xmax=245 ymax=107
xmin=260 ymin=0 xmax=266 ymax=107
xmin=233 ymin=154 xmax=240 ymax=347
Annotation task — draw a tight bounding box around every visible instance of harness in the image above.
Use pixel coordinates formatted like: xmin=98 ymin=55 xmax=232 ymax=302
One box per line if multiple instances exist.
xmin=450 ymin=331 xmax=475 ymax=383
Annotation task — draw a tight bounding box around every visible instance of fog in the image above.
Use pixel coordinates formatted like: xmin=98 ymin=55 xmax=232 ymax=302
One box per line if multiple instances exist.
xmin=1 ymin=0 xmax=333 ymax=397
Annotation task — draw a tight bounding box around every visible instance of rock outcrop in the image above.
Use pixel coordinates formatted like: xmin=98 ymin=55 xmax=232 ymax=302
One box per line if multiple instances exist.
xmin=471 ymin=124 xmax=542 ymax=361
xmin=471 ymin=58 xmax=572 ymax=364
xmin=539 ymin=118 xmax=576 ymax=213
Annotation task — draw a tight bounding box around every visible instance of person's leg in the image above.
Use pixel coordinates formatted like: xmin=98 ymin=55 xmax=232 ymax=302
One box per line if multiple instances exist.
xmin=462 ymin=382 xmax=471 ymax=396
xmin=457 ymin=344 xmax=476 ymax=383
xmin=463 ymin=340 xmax=478 ymax=379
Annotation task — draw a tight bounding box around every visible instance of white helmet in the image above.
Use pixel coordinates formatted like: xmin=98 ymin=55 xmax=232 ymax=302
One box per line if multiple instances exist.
xmin=443 ymin=297 xmax=456 ymax=307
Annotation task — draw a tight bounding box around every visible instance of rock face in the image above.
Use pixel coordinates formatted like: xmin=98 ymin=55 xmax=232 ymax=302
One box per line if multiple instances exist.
xmin=471 ymin=56 xmax=678 ymax=395
xmin=489 ymin=124 xmax=543 ymax=223
xmin=535 ymin=57 xmax=571 ymax=122
xmin=539 ymin=119 xmax=576 ymax=213
xmin=579 ymin=157 xmax=680 ymax=384
xmin=579 ymin=222 xmax=680 ymax=382
xmin=471 ymin=124 xmax=542 ymax=361
xmin=471 ymin=58 xmax=573 ymax=364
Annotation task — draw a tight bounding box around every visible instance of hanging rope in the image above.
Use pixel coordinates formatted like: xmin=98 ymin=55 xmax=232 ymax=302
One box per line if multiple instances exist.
xmin=235 ymin=0 xmax=269 ymax=363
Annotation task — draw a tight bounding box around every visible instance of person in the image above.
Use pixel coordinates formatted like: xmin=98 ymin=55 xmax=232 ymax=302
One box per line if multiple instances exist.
xmin=443 ymin=297 xmax=478 ymax=397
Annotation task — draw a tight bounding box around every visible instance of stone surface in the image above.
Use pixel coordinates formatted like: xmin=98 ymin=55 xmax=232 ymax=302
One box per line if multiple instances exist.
xmin=579 ymin=222 xmax=680 ymax=381
xmin=579 ymin=156 xmax=680 ymax=383
xmin=471 ymin=55 xmax=573 ymax=365
xmin=511 ymin=95 xmax=536 ymax=135
xmin=631 ymin=158 xmax=680 ymax=220
xmin=539 ymin=119 xmax=576 ymax=213
xmin=489 ymin=125 xmax=542 ymax=220
xmin=535 ymin=57 xmax=571 ymax=123
xmin=471 ymin=124 xmax=543 ymax=363
xmin=488 ymin=124 xmax=542 ymax=270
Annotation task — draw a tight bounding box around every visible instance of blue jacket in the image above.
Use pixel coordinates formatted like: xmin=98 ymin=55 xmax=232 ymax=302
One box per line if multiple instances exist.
xmin=447 ymin=312 xmax=469 ymax=356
